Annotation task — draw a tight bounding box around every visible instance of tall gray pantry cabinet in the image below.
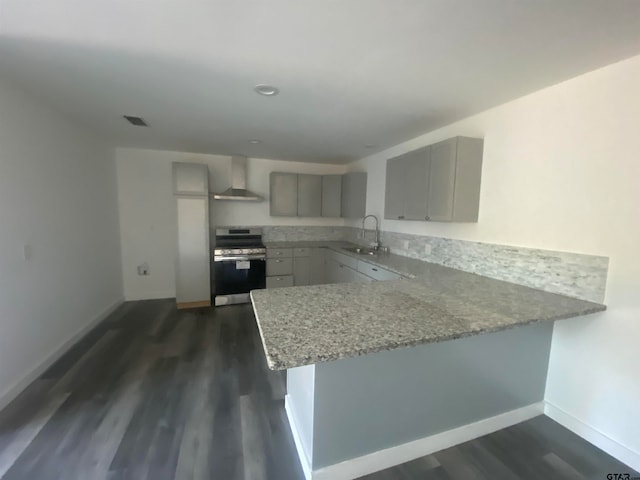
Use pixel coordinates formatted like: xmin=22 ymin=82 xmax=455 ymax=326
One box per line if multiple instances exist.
xmin=173 ymin=162 xmax=211 ymax=308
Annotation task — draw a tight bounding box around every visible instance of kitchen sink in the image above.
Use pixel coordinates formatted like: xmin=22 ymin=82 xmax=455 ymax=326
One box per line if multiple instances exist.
xmin=343 ymin=246 xmax=378 ymax=256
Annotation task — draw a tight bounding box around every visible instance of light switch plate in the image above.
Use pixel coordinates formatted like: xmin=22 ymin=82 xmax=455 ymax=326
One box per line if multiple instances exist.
xmin=424 ymin=244 xmax=432 ymax=255
xmin=402 ymin=240 xmax=410 ymax=250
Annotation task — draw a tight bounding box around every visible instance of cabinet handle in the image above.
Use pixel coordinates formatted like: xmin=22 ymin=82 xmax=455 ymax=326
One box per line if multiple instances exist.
xmin=398 ymin=215 xmax=405 ymax=219
xmin=372 ymin=268 xmax=378 ymax=271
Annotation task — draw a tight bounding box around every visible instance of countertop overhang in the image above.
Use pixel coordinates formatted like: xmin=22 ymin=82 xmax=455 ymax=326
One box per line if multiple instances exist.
xmin=251 ymin=243 xmax=606 ymax=370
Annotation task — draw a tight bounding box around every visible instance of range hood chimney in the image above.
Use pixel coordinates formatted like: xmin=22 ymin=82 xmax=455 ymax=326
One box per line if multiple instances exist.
xmin=213 ymin=156 xmax=263 ymax=201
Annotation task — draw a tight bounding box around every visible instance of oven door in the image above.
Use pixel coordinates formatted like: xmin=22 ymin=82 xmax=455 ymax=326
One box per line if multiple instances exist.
xmin=214 ymin=255 xmax=266 ymax=295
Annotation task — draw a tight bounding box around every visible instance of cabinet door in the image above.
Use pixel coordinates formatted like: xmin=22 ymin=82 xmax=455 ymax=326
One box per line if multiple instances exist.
xmin=176 ymin=196 xmax=210 ymax=306
xmin=293 ymin=257 xmax=311 ymax=286
xmin=451 ymin=137 xmax=483 ymax=222
xmin=266 ymin=276 xmax=294 ymax=289
xmin=309 ymin=248 xmax=326 ymax=285
xmin=341 ymin=172 xmax=367 ymax=218
xmin=267 ymin=258 xmax=293 ymax=276
xmin=427 ymin=138 xmax=457 ymax=221
xmin=270 ymin=173 xmax=298 ymax=216
xmin=349 ymin=268 xmax=374 ymax=283
xmin=322 ymin=175 xmax=342 ymax=217
xmin=325 ymin=259 xmax=341 ymax=283
xmin=297 ymin=174 xmax=322 ymax=217
xmin=384 ymin=155 xmax=406 ymax=220
xmin=173 ymin=162 xmax=209 ymax=196
xmin=403 ymin=147 xmax=430 ymax=221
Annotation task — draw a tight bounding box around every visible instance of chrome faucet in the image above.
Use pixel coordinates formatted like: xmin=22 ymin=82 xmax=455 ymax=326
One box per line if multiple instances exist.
xmin=361 ymin=214 xmax=380 ymax=250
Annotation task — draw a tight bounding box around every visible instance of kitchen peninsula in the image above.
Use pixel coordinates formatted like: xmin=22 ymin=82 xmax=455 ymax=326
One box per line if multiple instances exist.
xmin=250 ymin=246 xmax=606 ymax=480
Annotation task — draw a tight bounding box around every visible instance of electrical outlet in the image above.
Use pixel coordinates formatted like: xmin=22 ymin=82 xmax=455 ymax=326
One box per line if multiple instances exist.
xmin=424 ymin=244 xmax=432 ymax=255
xmin=137 ymin=263 xmax=149 ymax=276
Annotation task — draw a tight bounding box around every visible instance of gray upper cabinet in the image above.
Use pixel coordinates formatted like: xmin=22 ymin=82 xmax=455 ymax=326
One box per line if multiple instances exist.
xmin=384 ymin=155 xmax=406 ymax=220
xmin=173 ymin=162 xmax=209 ymax=195
xmin=428 ymin=139 xmax=456 ymax=221
xmin=384 ymin=147 xmax=430 ymax=221
xmin=428 ymin=137 xmax=483 ymax=222
xmin=384 ymin=137 xmax=483 ymax=223
xmin=297 ymin=174 xmax=322 ymax=217
xmin=270 ymin=172 xmax=298 ymax=217
xmin=341 ymin=172 xmax=367 ymax=219
xmin=321 ymin=175 xmax=342 ymax=217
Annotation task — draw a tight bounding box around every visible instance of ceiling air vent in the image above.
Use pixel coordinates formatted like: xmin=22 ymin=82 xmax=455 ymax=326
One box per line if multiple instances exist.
xmin=123 ymin=115 xmax=148 ymax=127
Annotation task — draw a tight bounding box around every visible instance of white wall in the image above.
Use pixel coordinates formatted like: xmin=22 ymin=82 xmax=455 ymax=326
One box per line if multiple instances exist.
xmin=0 ymin=79 xmax=123 ymax=407
xmin=116 ymin=148 xmax=346 ymax=300
xmin=348 ymin=55 xmax=640 ymax=467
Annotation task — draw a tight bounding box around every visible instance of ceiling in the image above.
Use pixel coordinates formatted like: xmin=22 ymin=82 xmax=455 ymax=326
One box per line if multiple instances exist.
xmin=0 ymin=1 xmax=639 ymax=164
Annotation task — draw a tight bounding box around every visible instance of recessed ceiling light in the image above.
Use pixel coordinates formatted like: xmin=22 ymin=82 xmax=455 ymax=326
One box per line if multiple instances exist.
xmin=123 ymin=115 xmax=148 ymax=127
xmin=254 ymin=84 xmax=280 ymax=96
xmin=249 ymin=139 xmax=262 ymax=144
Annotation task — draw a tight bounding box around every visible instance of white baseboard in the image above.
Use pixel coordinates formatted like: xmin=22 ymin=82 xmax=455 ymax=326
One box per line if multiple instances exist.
xmin=0 ymin=297 xmax=124 ymax=411
xmin=285 ymin=401 xmax=543 ymax=480
xmin=284 ymin=396 xmax=313 ymax=480
xmin=544 ymin=401 xmax=640 ymax=472
xmin=124 ymin=291 xmax=175 ymax=301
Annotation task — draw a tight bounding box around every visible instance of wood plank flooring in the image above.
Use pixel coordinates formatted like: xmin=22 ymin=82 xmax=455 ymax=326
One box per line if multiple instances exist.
xmin=0 ymin=298 xmax=636 ymax=480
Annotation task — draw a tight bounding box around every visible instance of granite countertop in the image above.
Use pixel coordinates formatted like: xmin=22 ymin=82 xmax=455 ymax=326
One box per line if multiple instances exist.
xmin=253 ymin=242 xmax=606 ymax=370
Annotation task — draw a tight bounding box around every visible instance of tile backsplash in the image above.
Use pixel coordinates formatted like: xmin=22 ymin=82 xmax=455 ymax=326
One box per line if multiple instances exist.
xmin=343 ymin=227 xmax=608 ymax=303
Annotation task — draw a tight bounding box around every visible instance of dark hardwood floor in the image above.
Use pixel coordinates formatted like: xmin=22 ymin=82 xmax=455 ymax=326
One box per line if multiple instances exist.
xmin=0 ymin=299 xmax=636 ymax=480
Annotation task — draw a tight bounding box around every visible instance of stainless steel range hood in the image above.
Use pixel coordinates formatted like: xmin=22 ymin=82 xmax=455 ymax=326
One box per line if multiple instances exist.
xmin=212 ymin=156 xmax=263 ymax=201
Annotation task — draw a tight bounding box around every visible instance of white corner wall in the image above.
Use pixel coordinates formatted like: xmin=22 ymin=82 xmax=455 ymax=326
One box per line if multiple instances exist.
xmin=348 ymin=55 xmax=640 ymax=468
xmin=0 ymin=79 xmax=123 ymax=408
xmin=115 ymin=148 xmax=346 ymax=300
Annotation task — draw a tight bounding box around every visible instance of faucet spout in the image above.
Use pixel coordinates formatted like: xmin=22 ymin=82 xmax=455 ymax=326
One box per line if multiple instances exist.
xmin=361 ymin=214 xmax=380 ymax=249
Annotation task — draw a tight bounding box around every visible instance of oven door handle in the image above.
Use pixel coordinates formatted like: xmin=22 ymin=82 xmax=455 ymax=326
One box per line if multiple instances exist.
xmin=214 ymin=255 xmax=266 ymax=262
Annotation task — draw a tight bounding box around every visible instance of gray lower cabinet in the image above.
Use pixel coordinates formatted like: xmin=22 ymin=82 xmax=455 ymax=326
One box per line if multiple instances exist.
xmin=310 ymin=248 xmax=326 ymax=284
xmin=293 ymin=247 xmax=311 ymax=286
xmin=298 ymin=174 xmax=322 ymax=217
xmin=326 ymin=259 xmax=372 ymax=283
xmin=266 ymin=276 xmax=294 ymax=288
xmin=384 ymin=136 xmax=483 ymax=223
xmin=266 ymin=247 xmax=326 ymax=287
xmin=341 ymin=172 xmax=367 ymax=218
xmin=322 ymin=175 xmax=342 ymax=217
xmin=270 ymin=173 xmax=298 ymax=217
xmin=357 ymin=260 xmax=401 ymax=281
xmin=293 ymin=257 xmax=311 ymax=286
xmin=266 ymin=248 xmax=294 ymax=288
xmin=267 ymin=257 xmax=293 ymax=276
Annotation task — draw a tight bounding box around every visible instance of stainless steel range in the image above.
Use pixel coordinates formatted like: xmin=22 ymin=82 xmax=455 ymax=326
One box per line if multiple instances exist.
xmin=213 ymin=228 xmax=266 ymax=306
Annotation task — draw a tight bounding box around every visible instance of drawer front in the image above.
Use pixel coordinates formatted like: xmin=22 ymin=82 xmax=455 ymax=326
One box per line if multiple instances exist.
xmin=267 ymin=248 xmax=293 ymax=259
xmin=266 ymin=275 xmax=294 ymax=289
xmin=293 ymin=247 xmax=311 ymax=258
xmin=267 ymin=258 xmax=293 ymax=276
xmin=357 ymin=261 xmax=402 ymax=281
xmin=327 ymin=250 xmax=359 ymax=270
